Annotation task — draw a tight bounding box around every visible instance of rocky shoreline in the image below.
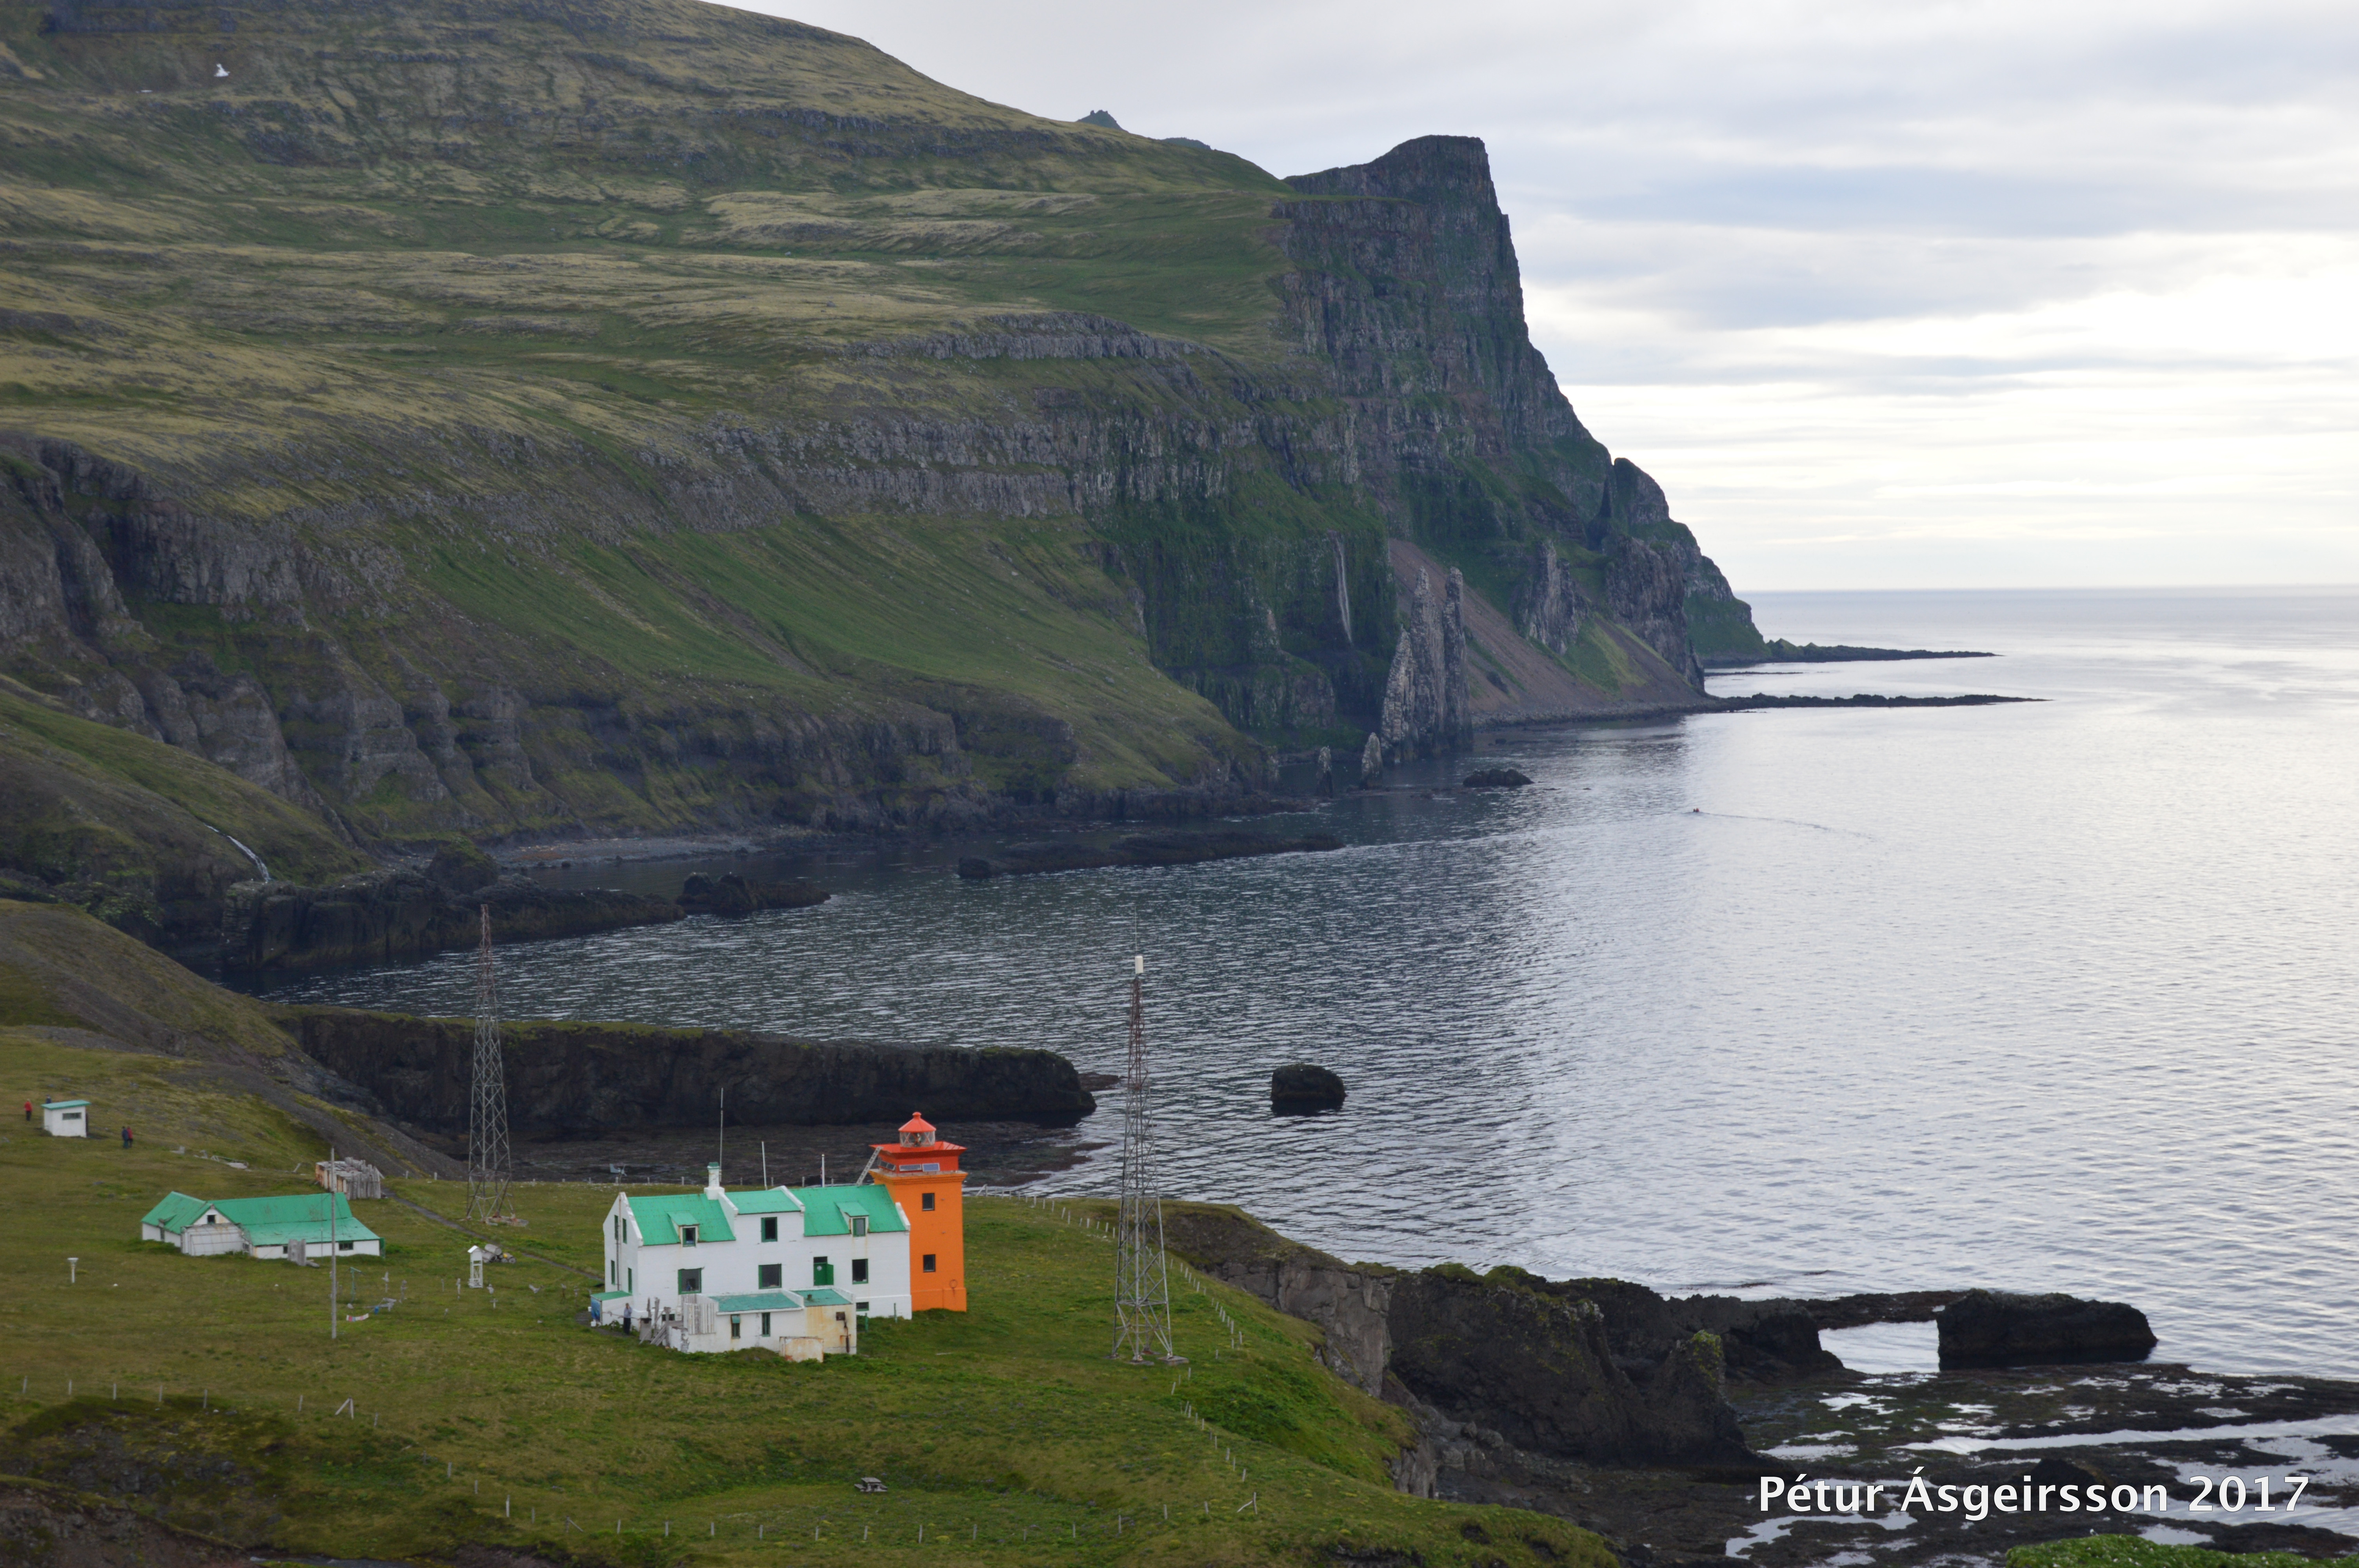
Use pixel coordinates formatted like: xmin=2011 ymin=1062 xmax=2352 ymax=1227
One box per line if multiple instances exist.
xmin=1150 ymin=1203 xmax=2359 ymax=1568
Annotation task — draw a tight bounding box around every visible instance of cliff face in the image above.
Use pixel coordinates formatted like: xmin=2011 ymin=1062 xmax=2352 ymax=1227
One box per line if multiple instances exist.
xmin=0 ymin=0 xmax=1762 ymax=904
xmin=278 ymin=1007 xmax=1097 ymax=1134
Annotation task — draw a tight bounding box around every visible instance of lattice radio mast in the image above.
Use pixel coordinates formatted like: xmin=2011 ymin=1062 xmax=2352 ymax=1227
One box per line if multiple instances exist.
xmin=1112 ymin=953 xmax=1183 ymax=1364
xmin=466 ymin=904 xmax=516 ymax=1224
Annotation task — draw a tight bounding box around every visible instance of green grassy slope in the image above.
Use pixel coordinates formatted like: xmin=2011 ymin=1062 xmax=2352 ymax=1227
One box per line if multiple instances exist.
xmin=0 ymin=1030 xmax=1607 ymax=1567
xmin=0 ymin=682 xmax=369 ymax=946
xmin=0 ymin=0 xmax=1748 ymax=862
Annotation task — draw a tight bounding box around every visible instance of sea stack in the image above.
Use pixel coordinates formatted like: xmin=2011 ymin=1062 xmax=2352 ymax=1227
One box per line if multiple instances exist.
xmin=1270 ymin=1063 xmax=1347 ymax=1112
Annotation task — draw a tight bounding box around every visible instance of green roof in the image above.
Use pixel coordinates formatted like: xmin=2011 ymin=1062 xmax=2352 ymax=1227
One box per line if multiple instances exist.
xmin=725 ymin=1187 xmax=806 ymax=1215
xmin=625 ymin=1193 xmax=736 ymax=1245
xmin=141 ymin=1192 xmax=211 ymax=1234
xmin=592 ymin=1290 xmax=631 ymax=1302
xmin=711 ymin=1291 xmax=805 ymax=1313
xmin=803 ymin=1288 xmax=854 ymax=1307
xmin=44 ymin=1099 xmax=89 ymax=1109
xmin=789 ymin=1184 xmax=906 ymax=1236
xmin=140 ymin=1191 xmax=378 ymax=1246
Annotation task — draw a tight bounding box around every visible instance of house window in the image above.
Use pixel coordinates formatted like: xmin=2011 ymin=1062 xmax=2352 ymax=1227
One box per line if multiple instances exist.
xmin=761 ymin=1216 xmax=778 ymax=1242
xmin=758 ymin=1264 xmax=781 ymax=1290
xmin=730 ymin=1316 xmax=742 ymax=1341
xmin=614 ymin=1215 xmax=623 ymax=1241
xmin=678 ymin=1268 xmax=702 ymax=1294
xmin=922 ymin=1253 xmax=937 ymax=1274
xmin=760 ymin=1312 xmax=772 ymax=1336
xmin=338 ymin=1241 xmax=354 ymax=1252
xmin=851 ymin=1259 xmax=868 ymax=1284
xmin=855 ymin=1301 xmax=869 ymax=1319
xmin=812 ymin=1257 xmax=834 ymax=1287
xmin=851 ymin=1215 xmax=868 ymax=1237
xmin=627 ymin=1267 xmax=633 ymax=1292
xmin=679 ymin=1224 xmax=698 ymax=1246
xmin=920 ymin=1192 xmax=935 ymax=1212
xmin=609 ymin=1260 xmax=617 ymax=1285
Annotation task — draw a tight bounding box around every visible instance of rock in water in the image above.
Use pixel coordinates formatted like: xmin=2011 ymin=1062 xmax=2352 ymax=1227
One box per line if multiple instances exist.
xmin=1270 ymin=1062 xmax=1346 ymax=1111
xmin=1462 ymin=767 xmax=1532 ymax=788
xmin=678 ymin=872 xmax=829 ymax=915
xmin=1358 ymin=730 xmax=1384 ymax=784
xmin=1937 ymin=1289 xmax=2157 ymax=1367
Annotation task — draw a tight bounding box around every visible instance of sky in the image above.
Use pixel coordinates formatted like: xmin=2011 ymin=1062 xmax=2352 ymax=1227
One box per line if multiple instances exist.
xmin=733 ymin=0 xmax=2356 ymax=591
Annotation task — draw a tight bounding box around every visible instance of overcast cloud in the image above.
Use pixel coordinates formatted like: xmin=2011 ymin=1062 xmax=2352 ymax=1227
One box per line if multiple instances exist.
xmin=728 ymin=0 xmax=2357 ymax=589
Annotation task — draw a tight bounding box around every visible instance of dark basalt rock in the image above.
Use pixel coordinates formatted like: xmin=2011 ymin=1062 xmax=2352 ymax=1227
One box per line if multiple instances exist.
xmin=1461 ymin=767 xmax=1532 ymax=788
xmin=425 ymin=838 xmax=500 ymax=896
xmin=956 ymin=830 xmax=1344 ymax=878
xmin=221 ymin=870 xmax=683 ymax=972
xmin=676 ymin=872 xmax=828 ymax=916
xmin=276 ymin=1007 xmax=1096 ymax=1133
xmin=1387 ymin=1265 xmax=1760 ymax=1468
xmin=1270 ymin=1062 xmax=1345 ymax=1111
xmin=1937 ymin=1288 xmax=2157 ymax=1367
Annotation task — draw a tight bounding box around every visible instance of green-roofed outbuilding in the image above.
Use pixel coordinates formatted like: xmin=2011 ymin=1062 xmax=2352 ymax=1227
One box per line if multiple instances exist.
xmin=140 ymin=1191 xmax=382 ymax=1260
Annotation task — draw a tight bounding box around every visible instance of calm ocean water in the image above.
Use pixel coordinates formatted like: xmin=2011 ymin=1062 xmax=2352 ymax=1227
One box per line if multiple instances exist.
xmin=249 ymin=589 xmax=2359 ymax=1377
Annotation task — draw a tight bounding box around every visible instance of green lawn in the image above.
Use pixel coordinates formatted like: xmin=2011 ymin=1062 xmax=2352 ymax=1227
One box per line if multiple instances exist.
xmin=0 ymin=1029 xmax=1603 ymax=1566
xmin=2010 ymin=1537 xmax=2359 ymax=1568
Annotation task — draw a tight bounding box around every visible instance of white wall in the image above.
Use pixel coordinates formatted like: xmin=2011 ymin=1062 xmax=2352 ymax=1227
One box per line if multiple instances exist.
xmin=603 ymin=1191 xmax=912 ymax=1321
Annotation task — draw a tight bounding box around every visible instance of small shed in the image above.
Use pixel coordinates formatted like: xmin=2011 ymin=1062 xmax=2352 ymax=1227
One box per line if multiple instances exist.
xmin=41 ymin=1100 xmax=89 ymax=1138
xmin=316 ymin=1158 xmax=385 ymax=1200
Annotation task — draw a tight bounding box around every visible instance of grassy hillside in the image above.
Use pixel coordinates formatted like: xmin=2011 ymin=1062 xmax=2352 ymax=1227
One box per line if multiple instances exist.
xmin=0 ymin=1028 xmax=1606 ymax=1567
xmin=0 ymin=0 xmax=1750 ymax=867
xmin=0 ymin=682 xmax=369 ymax=948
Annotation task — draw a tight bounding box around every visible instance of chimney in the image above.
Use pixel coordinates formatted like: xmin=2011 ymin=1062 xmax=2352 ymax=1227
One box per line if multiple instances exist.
xmin=705 ymin=1163 xmax=723 ymax=1198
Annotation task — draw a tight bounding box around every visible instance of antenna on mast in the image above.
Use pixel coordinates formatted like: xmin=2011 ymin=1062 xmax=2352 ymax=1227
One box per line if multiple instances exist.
xmin=1112 ymin=951 xmax=1184 ymax=1365
xmin=465 ymin=905 xmax=516 ymax=1224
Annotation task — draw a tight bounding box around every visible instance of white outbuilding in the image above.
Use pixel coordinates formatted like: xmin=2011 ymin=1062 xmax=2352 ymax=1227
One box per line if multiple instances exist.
xmin=41 ymin=1099 xmax=89 ymax=1138
xmin=138 ymin=1191 xmax=383 ymax=1260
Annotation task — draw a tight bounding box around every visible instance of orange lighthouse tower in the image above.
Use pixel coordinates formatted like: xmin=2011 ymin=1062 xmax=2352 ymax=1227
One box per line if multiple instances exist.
xmin=872 ymin=1113 xmax=967 ymax=1312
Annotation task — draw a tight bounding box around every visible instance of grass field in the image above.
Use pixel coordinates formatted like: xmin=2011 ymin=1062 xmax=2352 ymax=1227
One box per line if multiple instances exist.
xmin=0 ymin=1028 xmax=1607 ymax=1566
xmin=2009 ymin=1537 xmax=2359 ymax=1568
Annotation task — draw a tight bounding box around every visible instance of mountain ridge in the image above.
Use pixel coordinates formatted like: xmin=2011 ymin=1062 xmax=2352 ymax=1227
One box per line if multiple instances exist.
xmin=0 ymin=0 xmax=1771 ymax=928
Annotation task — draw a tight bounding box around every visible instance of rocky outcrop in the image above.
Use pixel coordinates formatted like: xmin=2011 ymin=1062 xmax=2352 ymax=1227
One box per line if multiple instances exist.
xmin=1937 ymin=1289 xmax=2157 ymax=1368
xmin=0 ymin=1474 xmax=253 ymax=1568
xmin=220 ymin=870 xmax=682 ymax=972
xmin=675 ymin=872 xmax=828 ymax=916
xmin=1462 ymin=767 xmax=1531 ymax=788
xmin=1160 ymin=1204 xmax=1396 ymax=1396
xmin=1514 ymin=539 xmax=1581 ymax=655
xmin=1269 ymin=1062 xmax=1346 ymax=1111
xmin=276 ymin=1007 xmax=1096 ymax=1134
xmin=1388 ymin=1267 xmax=1757 ymax=1468
xmin=1159 ymin=1205 xmax=1768 ymax=1473
xmin=1375 ymin=564 xmax=1471 ymax=761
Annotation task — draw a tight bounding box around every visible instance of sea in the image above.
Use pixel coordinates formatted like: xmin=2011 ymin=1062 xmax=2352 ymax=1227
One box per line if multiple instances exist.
xmin=243 ymin=588 xmax=2359 ymax=1379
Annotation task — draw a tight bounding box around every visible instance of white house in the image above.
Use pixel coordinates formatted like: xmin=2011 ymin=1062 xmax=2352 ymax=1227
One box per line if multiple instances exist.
xmin=593 ymin=1164 xmax=912 ymax=1356
xmin=42 ymin=1100 xmax=89 ymax=1138
xmin=139 ymin=1191 xmax=383 ymax=1260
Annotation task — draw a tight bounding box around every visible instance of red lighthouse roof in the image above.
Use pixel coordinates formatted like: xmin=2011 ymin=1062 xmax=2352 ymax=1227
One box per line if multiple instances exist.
xmin=874 ymin=1111 xmax=963 ymax=1170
